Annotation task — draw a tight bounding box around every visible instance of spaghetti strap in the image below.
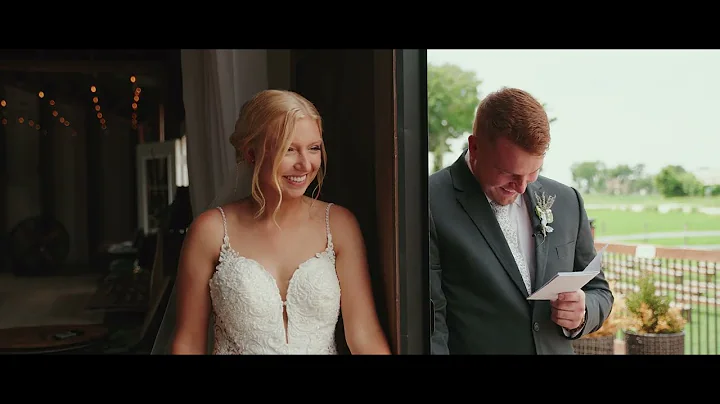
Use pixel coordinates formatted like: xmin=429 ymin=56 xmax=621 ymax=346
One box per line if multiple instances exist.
xmin=216 ymin=206 xmax=230 ymax=247
xmin=325 ymin=203 xmax=334 ymax=250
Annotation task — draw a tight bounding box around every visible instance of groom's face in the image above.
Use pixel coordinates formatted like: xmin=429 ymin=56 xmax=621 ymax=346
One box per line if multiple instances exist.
xmin=469 ymin=134 xmax=544 ymax=206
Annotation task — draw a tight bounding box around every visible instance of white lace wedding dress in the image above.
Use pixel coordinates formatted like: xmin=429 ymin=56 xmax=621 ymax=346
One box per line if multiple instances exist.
xmin=208 ymin=203 xmax=341 ymax=354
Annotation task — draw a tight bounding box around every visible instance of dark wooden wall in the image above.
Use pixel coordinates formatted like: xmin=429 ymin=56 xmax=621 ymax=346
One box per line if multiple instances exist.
xmin=290 ymin=49 xmax=398 ymax=353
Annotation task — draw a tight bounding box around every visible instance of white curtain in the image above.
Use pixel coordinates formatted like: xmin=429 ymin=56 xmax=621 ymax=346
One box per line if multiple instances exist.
xmin=182 ymin=49 xmax=269 ymax=216
xmin=152 ymin=49 xmax=268 ymax=354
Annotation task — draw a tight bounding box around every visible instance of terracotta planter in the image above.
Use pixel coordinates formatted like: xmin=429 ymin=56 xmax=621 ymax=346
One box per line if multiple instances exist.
xmin=572 ymin=334 xmax=615 ymax=355
xmin=624 ymin=330 xmax=685 ymax=355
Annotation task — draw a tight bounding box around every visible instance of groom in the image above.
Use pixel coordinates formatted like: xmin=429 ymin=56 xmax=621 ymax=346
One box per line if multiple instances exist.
xmin=428 ymin=87 xmax=613 ymax=354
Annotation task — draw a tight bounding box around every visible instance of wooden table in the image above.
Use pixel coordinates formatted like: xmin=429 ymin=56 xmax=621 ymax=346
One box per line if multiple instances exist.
xmin=0 ymin=324 xmax=109 ymax=354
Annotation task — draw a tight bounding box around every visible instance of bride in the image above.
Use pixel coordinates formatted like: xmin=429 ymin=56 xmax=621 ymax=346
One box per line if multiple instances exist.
xmin=171 ymin=89 xmax=391 ymax=354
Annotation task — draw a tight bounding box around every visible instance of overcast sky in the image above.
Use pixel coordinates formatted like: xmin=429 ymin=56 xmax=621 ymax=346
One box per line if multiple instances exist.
xmin=427 ymin=49 xmax=720 ymax=186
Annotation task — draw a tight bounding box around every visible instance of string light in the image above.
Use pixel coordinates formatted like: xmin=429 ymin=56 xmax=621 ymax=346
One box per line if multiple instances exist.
xmin=47 ymin=96 xmax=73 ymax=134
xmin=130 ymin=77 xmax=141 ymax=130
xmin=0 ymin=96 xmax=68 ymax=135
xmin=0 ymin=98 xmax=42 ymax=133
xmin=90 ymin=85 xmax=107 ymax=131
xmin=8 ymin=115 xmax=43 ymax=132
xmin=0 ymin=99 xmax=6 ymax=125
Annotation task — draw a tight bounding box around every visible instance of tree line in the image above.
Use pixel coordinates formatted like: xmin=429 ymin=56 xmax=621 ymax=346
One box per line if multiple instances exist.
xmin=571 ymin=161 xmax=717 ymax=197
xmin=427 ymin=61 xmax=717 ymax=198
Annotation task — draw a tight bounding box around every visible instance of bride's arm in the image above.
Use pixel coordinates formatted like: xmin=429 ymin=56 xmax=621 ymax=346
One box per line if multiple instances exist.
xmin=331 ymin=205 xmax=392 ymax=355
xmin=171 ymin=209 xmax=224 ymax=355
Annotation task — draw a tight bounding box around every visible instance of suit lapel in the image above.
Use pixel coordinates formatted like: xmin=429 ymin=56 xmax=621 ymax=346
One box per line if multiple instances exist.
xmin=524 ymin=181 xmax=549 ymax=292
xmin=449 ymin=153 xmax=529 ymax=298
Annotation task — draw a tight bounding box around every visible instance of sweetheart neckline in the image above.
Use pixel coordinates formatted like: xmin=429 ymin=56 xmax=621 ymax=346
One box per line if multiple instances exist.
xmin=212 ymin=243 xmax=337 ymax=346
xmin=217 ymin=243 xmax=335 ymax=303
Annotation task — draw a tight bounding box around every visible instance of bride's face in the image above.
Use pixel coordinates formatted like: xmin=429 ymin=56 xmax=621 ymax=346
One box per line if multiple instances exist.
xmin=259 ymin=118 xmax=323 ymax=200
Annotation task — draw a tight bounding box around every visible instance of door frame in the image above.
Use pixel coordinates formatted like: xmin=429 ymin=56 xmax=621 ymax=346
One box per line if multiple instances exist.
xmin=394 ymin=49 xmax=430 ymax=355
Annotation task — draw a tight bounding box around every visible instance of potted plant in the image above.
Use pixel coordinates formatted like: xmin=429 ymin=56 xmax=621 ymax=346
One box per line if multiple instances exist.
xmin=620 ymin=274 xmax=687 ymax=355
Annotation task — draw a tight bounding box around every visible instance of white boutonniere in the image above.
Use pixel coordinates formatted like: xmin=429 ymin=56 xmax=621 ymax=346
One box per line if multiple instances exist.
xmin=534 ymin=191 xmax=556 ymax=239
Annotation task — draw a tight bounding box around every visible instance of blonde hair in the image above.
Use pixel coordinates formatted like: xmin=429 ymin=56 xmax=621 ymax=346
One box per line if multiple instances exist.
xmin=229 ymin=89 xmax=327 ymax=222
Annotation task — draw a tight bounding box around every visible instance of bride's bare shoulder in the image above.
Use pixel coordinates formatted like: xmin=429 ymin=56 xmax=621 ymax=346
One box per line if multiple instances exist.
xmin=312 ymin=200 xmax=362 ymax=245
xmin=185 ymin=206 xmax=226 ymax=244
xmin=186 ymin=202 xmax=257 ymax=256
xmin=308 ymin=198 xmax=351 ymax=220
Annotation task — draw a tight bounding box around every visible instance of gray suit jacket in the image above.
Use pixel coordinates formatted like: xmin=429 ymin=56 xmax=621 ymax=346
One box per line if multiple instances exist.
xmin=429 ymin=152 xmax=613 ymax=354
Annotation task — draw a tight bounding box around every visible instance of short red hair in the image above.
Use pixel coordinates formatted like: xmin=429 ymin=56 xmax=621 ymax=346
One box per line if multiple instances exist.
xmin=472 ymin=87 xmax=550 ymax=156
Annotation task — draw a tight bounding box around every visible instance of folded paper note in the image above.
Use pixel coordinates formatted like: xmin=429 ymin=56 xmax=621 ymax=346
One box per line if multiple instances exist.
xmin=527 ymin=244 xmax=607 ymax=301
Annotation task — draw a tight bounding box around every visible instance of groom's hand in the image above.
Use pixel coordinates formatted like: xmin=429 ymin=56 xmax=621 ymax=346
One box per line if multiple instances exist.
xmin=551 ymin=290 xmax=586 ymax=330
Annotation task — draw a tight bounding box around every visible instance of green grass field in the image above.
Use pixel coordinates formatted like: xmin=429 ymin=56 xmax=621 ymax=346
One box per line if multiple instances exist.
xmin=579 ymin=194 xmax=720 ymax=240
xmin=587 ymin=210 xmax=720 ymax=238
xmin=582 ymin=194 xmax=720 ymax=208
xmin=613 ymin=236 xmax=720 ymax=246
xmin=684 ymin=304 xmax=719 ymax=354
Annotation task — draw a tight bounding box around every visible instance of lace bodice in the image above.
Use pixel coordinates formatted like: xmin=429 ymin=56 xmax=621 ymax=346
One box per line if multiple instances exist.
xmin=208 ymin=203 xmax=341 ymax=354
